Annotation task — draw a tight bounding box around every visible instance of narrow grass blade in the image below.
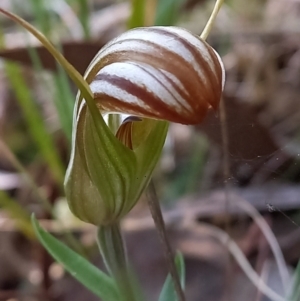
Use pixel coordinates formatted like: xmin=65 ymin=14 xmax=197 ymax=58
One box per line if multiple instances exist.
xmin=287 ymin=260 xmax=300 ymax=301
xmin=27 ymin=41 xmax=74 ymax=142
xmin=76 ymin=0 xmax=91 ymax=38
xmin=29 ymin=0 xmax=51 ymax=34
xmin=158 ymin=252 xmax=185 ymax=301
xmin=128 ymin=0 xmax=146 ymax=28
xmin=32 ymin=215 xmax=119 ymax=301
xmin=155 ymin=0 xmax=185 ymax=26
xmin=53 ymin=64 xmax=75 ymax=141
xmin=0 ymin=190 xmax=34 ymax=238
xmin=4 ymin=61 xmax=65 ymax=183
xmin=28 ymin=0 xmax=74 ymax=141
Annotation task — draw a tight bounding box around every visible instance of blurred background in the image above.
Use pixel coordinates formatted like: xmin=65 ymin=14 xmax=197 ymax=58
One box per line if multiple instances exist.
xmin=0 ymin=0 xmax=300 ymax=300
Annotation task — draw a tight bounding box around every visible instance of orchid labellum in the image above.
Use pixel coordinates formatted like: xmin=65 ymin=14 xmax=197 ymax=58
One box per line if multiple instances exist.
xmin=64 ymin=26 xmax=225 ymax=225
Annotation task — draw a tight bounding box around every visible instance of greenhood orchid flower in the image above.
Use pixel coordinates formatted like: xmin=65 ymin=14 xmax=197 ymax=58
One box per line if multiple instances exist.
xmin=64 ymin=26 xmax=225 ymax=226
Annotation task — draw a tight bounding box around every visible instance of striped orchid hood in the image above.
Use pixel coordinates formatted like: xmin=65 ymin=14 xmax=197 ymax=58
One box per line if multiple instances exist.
xmin=83 ymin=26 xmax=225 ymax=125
xmin=65 ymin=26 xmax=225 ymax=226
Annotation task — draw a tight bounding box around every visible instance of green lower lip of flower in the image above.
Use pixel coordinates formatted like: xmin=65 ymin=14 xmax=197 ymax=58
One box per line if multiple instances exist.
xmin=64 ymin=98 xmax=168 ymax=225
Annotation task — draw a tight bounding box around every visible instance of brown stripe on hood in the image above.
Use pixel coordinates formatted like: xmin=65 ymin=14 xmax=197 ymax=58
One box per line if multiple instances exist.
xmin=93 ymin=71 xmax=208 ymax=124
xmin=91 ymin=39 xmax=214 ymax=113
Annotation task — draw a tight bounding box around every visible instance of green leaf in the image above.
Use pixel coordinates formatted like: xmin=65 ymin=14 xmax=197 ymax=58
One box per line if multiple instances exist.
xmin=128 ymin=0 xmax=146 ymax=28
xmin=158 ymin=252 xmax=185 ymax=301
xmin=31 ymin=215 xmax=119 ymax=301
xmin=29 ymin=0 xmax=52 ymax=35
xmin=0 ymin=191 xmax=34 ymax=238
xmin=77 ymin=0 xmax=91 ymax=39
xmin=155 ymin=0 xmax=185 ymax=26
xmin=53 ymin=64 xmax=75 ymax=141
xmin=287 ymin=260 xmax=300 ymax=301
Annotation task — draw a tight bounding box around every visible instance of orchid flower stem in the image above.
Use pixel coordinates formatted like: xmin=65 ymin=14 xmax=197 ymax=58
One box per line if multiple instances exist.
xmin=97 ymin=224 xmax=137 ymax=301
xmin=147 ymin=181 xmax=185 ymax=301
xmin=145 ymin=2 xmax=224 ymax=300
xmin=200 ymin=0 xmax=224 ymax=41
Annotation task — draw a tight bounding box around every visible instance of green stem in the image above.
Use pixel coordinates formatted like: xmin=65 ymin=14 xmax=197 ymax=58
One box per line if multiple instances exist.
xmin=97 ymin=223 xmax=137 ymax=301
xmin=200 ymin=0 xmax=224 ymax=41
